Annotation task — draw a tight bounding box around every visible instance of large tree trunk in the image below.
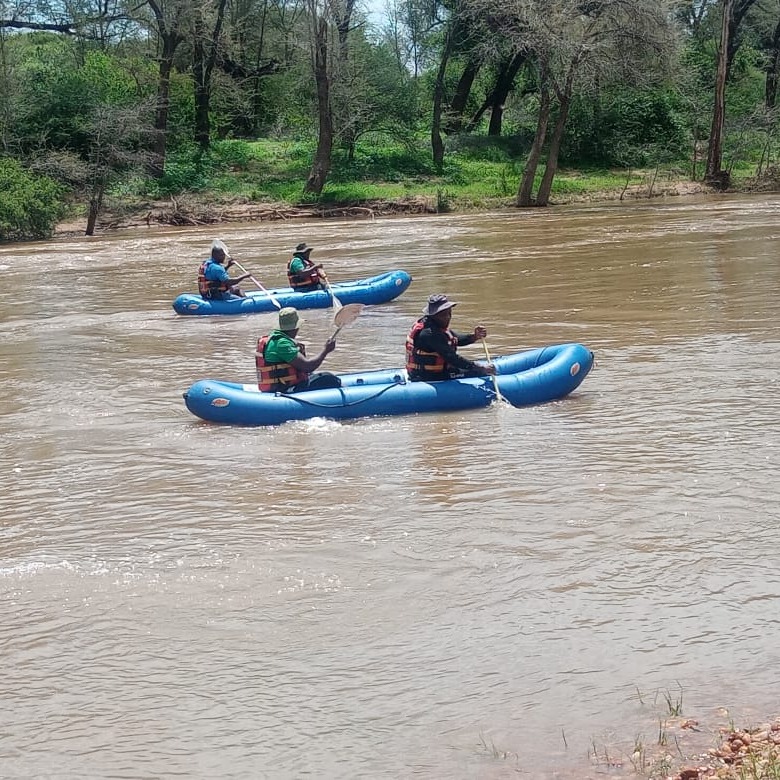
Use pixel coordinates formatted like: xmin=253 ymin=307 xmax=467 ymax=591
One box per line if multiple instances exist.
xmin=193 ymin=0 xmax=227 ymax=151
xmin=706 ymin=0 xmax=732 ymax=187
xmin=146 ymin=0 xmax=184 ymax=179
xmin=304 ymin=18 xmax=332 ymax=195
xmin=488 ymin=53 xmax=525 ymax=136
xmin=193 ymin=17 xmax=209 ymax=150
xmin=466 ymin=53 xmax=525 ymax=135
xmin=444 ymin=58 xmax=480 ymax=134
xmin=765 ymin=17 xmax=780 ymax=108
xmin=85 ymin=183 xmax=105 ymax=236
xmin=149 ymin=51 xmax=174 ymax=177
xmin=431 ymin=29 xmax=453 ymax=173
xmin=726 ymin=0 xmax=759 ymax=74
xmin=517 ymin=71 xmax=550 ymax=206
xmin=535 ymin=93 xmax=571 ymax=206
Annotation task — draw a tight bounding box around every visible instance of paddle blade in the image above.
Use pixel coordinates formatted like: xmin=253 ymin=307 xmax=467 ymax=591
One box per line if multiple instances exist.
xmin=333 ymin=303 xmax=364 ymax=331
xmin=212 ymin=238 xmax=230 ymax=255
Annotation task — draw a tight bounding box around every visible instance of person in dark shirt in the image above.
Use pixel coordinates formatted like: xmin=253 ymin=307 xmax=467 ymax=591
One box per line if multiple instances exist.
xmin=405 ymin=293 xmax=496 ymax=382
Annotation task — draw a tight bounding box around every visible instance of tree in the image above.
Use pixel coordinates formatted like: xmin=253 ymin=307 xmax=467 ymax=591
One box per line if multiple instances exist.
xmin=464 ymin=0 xmax=679 ymax=206
xmin=305 ymin=12 xmax=333 ymax=194
xmin=193 ymin=0 xmax=229 ymax=150
xmin=16 ymin=49 xmax=150 ymax=234
xmin=516 ymin=61 xmax=549 ymax=205
xmin=302 ymin=0 xmax=357 ymax=195
xmin=143 ymin=0 xmax=187 ymax=176
xmin=0 ymin=158 xmax=65 ymax=241
xmin=705 ymin=0 xmax=733 ymax=184
xmin=765 ymin=15 xmax=780 ymax=108
xmin=466 ymin=51 xmax=525 ymax=135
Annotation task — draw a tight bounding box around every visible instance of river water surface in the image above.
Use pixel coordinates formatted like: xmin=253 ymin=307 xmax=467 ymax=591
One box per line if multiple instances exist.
xmin=1 ymin=195 xmax=779 ymax=778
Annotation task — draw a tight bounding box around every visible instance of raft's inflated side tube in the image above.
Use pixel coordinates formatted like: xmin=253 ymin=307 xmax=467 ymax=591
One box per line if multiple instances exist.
xmin=173 ymin=270 xmax=412 ymax=316
xmin=183 ymin=343 xmax=594 ymax=427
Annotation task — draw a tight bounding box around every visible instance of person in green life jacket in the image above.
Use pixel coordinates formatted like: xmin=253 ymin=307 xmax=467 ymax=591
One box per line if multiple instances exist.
xmin=197 ymin=240 xmax=251 ymax=299
xmin=406 ymin=293 xmax=497 ymax=382
xmin=286 ymin=242 xmax=327 ymax=293
xmin=256 ymin=307 xmax=342 ymax=393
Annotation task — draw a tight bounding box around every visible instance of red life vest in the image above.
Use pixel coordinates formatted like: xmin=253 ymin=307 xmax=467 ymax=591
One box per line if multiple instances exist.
xmin=256 ymin=334 xmax=308 ymax=392
xmin=286 ymin=255 xmax=321 ymax=289
xmin=198 ymin=260 xmax=230 ymax=297
xmin=405 ymin=318 xmax=458 ymax=376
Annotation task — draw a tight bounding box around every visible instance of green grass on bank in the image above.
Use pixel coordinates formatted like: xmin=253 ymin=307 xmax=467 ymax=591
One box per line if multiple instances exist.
xmin=111 ymin=137 xmax=760 ymax=214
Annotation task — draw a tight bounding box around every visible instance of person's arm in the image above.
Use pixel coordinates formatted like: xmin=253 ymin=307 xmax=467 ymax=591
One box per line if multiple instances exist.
xmin=224 ymin=260 xmax=251 ymax=284
xmin=417 ymin=328 xmax=485 ymax=373
xmin=454 ymin=325 xmax=487 ymax=347
xmin=211 ymin=265 xmax=245 ymax=285
xmin=289 ymin=338 xmax=336 ymax=373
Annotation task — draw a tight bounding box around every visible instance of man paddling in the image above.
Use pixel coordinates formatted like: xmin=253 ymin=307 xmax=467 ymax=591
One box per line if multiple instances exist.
xmin=256 ymin=307 xmax=341 ymax=392
xmin=286 ymin=242 xmax=327 ymax=292
xmin=198 ymin=240 xmax=250 ymax=299
xmin=406 ymin=294 xmax=496 ymax=382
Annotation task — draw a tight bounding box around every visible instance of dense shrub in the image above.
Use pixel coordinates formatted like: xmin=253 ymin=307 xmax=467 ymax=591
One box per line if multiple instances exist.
xmin=563 ymin=88 xmax=689 ymax=167
xmin=329 ymin=144 xmax=436 ymax=181
xmin=149 ymin=144 xmax=214 ymax=195
xmin=210 ymin=140 xmax=255 ymax=170
xmin=0 ymin=158 xmax=66 ymax=241
xmin=448 ymin=133 xmax=534 ymax=160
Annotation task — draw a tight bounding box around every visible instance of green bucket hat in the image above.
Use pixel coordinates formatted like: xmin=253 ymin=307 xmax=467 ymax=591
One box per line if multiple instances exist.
xmin=278 ymin=307 xmax=302 ymax=331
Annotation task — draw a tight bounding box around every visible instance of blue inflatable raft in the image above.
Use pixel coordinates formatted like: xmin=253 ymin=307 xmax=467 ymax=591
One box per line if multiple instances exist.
xmin=173 ymin=269 xmax=412 ymax=315
xmin=183 ymin=343 xmax=594 ymax=427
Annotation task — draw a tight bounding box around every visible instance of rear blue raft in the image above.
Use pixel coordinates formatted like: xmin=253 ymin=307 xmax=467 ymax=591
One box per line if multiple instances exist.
xmin=173 ymin=269 xmax=412 ymax=315
xmin=183 ymin=343 xmax=594 ymax=427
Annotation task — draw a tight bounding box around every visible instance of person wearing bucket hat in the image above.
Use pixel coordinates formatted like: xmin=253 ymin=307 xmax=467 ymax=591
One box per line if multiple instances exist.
xmin=197 ymin=239 xmax=251 ymax=299
xmin=255 ymin=307 xmax=341 ymax=393
xmin=405 ymin=294 xmax=496 ymax=382
xmin=286 ymin=242 xmax=327 ymax=292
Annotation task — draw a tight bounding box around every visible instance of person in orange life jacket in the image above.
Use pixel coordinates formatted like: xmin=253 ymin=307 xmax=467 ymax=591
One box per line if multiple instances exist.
xmin=286 ymin=242 xmax=326 ymax=292
xmin=198 ymin=242 xmax=250 ymax=300
xmin=406 ymin=294 xmax=497 ymax=382
xmin=256 ymin=307 xmax=342 ymax=393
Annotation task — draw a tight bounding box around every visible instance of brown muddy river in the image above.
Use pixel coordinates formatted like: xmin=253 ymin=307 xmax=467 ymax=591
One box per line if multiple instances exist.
xmin=1 ymin=195 xmax=779 ymax=778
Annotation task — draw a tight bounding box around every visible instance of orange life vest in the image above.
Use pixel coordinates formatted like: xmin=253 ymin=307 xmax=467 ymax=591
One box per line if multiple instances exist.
xmin=286 ymin=255 xmax=321 ymax=289
xmin=405 ymin=318 xmax=458 ymax=376
xmin=256 ymin=334 xmax=308 ymax=392
xmin=198 ymin=260 xmax=230 ymax=298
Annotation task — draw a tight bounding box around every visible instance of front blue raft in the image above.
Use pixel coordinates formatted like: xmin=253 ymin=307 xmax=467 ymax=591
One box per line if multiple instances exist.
xmin=173 ymin=269 xmax=412 ymax=315
xmin=183 ymin=343 xmax=594 ymax=427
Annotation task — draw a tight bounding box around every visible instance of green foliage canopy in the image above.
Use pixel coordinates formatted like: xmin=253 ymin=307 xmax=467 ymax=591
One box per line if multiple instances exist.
xmin=0 ymin=157 xmax=66 ymax=241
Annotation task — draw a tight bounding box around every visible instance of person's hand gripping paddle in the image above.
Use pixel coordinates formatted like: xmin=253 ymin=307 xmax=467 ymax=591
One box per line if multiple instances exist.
xmin=481 ymin=338 xmax=505 ymax=404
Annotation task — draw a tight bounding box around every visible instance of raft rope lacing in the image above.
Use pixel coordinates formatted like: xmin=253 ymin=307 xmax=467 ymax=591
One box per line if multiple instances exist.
xmin=281 ymin=380 xmax=405 ymax=408
xmin=280 ymin=376 xmax=501 ymax=409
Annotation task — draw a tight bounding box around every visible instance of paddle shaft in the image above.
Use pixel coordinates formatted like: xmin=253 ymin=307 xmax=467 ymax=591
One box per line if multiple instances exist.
xmin=320 ymin=274 xmax=343 ymax=310
xmin=230 ymin=259 xmax=282 ymax=309
xmin=481 ymin=339 xmax=504 ymax=403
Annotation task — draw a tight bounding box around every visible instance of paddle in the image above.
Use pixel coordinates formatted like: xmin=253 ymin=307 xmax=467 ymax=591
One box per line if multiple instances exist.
xmin=330 ymin=303 xmax=364 ymax=338
xmin=230 ymin=258 xmax=282 ymax=310
xmin=481 ymin=339 xmax=505 ymax=404
xmin=320 ymin=273 xmax=343 ymax=312
xmin=213 ymin=239 xmax=282 ymax=310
